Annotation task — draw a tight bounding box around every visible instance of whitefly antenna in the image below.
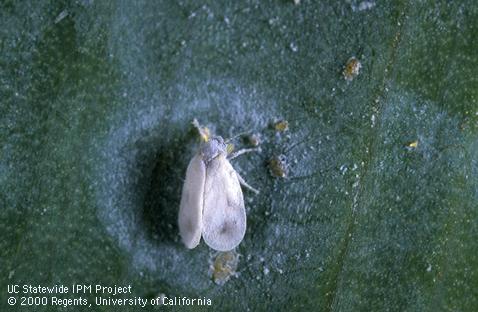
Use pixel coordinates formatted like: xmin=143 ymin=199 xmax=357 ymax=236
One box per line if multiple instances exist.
xmin=225 ymin=130 xmax=251 ymax=144
xmin=192 ymin=118 xmax=210 ymax=142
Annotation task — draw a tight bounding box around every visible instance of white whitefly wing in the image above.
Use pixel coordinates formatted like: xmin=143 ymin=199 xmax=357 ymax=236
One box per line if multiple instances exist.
xmin=202 ymin=155 xmax=246 ymax=251
xmin=178 ymin=154 xmax=206 ymax=249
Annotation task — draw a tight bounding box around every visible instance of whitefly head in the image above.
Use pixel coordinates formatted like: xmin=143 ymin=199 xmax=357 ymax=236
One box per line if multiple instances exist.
xmin=200 ymin=136 xmax=227 ymax=163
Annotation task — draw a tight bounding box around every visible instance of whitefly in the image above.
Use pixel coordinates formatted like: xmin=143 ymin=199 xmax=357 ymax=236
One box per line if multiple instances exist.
xmin=178 ymin=120 xmax=259 ymax=252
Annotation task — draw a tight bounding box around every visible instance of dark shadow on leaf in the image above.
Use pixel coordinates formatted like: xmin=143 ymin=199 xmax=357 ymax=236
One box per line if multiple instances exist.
xmin=141 ymin=128 xmax=197 ymax=246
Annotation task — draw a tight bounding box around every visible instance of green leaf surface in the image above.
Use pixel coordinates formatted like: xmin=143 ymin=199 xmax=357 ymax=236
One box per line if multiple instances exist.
xmin=1 ymin=0 xmax=477 ymax=311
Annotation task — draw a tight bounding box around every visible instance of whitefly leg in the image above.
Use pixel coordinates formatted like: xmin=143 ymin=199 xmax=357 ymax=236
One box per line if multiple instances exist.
xmin=228 ymin=147 xmax=261 ymax=160
xmin=236 ymin=171 xmax=259 ymax=194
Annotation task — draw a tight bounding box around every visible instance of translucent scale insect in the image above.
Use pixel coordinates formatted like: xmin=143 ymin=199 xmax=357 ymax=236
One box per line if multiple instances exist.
xmin=178 ymin=120 xmax=259 ymax=251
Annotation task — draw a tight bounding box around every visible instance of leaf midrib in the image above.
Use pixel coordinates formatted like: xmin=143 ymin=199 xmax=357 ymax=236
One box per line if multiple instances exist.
xmin=325 ymin=3 xmax=410 ymax=311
